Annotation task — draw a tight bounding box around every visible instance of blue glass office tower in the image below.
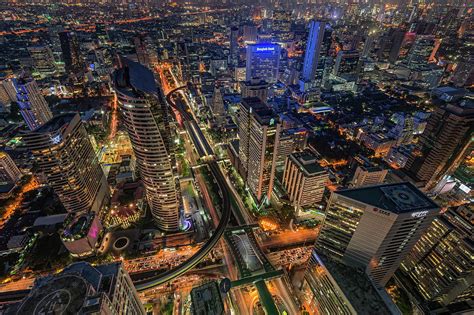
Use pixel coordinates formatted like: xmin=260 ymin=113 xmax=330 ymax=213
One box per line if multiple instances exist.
xmin=245 ymin=43 xmax=281 ymax=83
xmin=301 ymin=21 xmax=333 ymax=90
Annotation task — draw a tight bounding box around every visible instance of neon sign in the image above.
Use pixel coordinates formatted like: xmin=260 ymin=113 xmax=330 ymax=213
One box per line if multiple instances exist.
xmin=255 ymin=47 xmax=275 ymax=52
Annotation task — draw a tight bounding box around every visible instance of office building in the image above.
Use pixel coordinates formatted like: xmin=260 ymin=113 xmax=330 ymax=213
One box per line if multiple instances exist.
xmin=315 ymin=182 xmax=439 ymax=287
xmin=243 ymin=25 xmax=257 ymax=42
xmin=0 ymin=152 xmax=22 ymax=184
xmin=27 ymin=46 xmax=56 ymax=77
xmin=351 ymin=164 xmax=388 ymax=187
xmin=13 ymin=77 xmax=53 ymax=130
xmin=301 ymin=250 xmax=399 ymax=315
xmin=405 ymin=102 xmax=474 ymax=191
xmin=113 ymin=56 xmax=180 ymax=232
xmin=400 ymin=205 xmax=473 ymax=306
xmin=24 ymin=113 xmax=109 ymax=213
xmin=282 ymin=150 xmax=328 ymax=209
xmin=240 ymin=78 xmax=269 ymax=103
xmin=59 ymin=31 xmax=83 ymax=74
xmin=15 ymin=262 xmax=145 ymax=315
xmin=245 ymin=43 xmax=281 ymax=83
xmin=301 ymin=20 xmax=333 ymax=90
xmin=238 ymin=97 xmax=281 ymax=203
xmin=276 ymin=127 xmax=308 ymax=169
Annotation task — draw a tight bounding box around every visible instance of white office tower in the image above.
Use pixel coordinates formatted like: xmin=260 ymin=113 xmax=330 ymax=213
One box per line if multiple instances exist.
xmin=113 ymin=56 xmax=180 ymax=232
xmin=315 ymin=182 xmax=439 ymax=287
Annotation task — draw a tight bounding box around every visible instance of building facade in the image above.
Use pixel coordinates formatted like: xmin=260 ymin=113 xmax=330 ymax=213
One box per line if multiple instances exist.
xmin=24 ymin=113 xmax=109 ymax=213
xmin=245 ymin=43 xmax=281 ymax=83
xmin=282 ymin=151 xmax=328 ymax=209
xmin=405 ymin=102 xmax=474 ymax=191
xmin=13 ymin=78 xmax=53 ymax=130
xmin=0 ymin=152 xmax=22 ymax=184
xmin=315 ymin=182 xmax=439 ymax=287
xmin=400 ymin=205 xmax=473 ymax=306
xmin=113 ymin=56 xmax=181 ymax=232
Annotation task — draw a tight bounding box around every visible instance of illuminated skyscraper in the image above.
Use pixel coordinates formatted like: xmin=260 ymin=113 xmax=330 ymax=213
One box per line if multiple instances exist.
xmin=405 ymin=102 xmax=474 ymax=190
xmin=400 ymin=205 xmax=473 ymax=307
xmin=24 ymin=113 xmax=109 ymax=213
xmin=13 ymin=77 xmax=53 ymax=130
xmin=59 ymin=31 xmax=83 ymax=74
xmin=238 ymin=97 xmax=280 ymax=203
xmin=0 ymin=152 xmax=21 ymax=184
xmin=315 ymin=182 xmax=439 ymax=287
xmin=113 ymin=56 xmax=180 ymax=232
xmin=301 ymin=20 xmax=333 ymax=90
xmin=245 ymin=43 xmax=281 ymax=83
xmin=282 ymin=150 xmax=328 ymax=209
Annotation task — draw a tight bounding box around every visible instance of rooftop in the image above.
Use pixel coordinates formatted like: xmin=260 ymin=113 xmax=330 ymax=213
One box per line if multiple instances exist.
xmin=113 ymin=56 xmax=158 ymax=97
xmin=290 ymin=151 xmax=325 ymax=176
xmin=336 ymin=182 xmax=439 ymax=214
xmin=32 ymin=113 xmax=77 ymax=134
xmin=316 ymin=252 xmax=397 ymax=315
xmin=241 ymin=97 xmax=277 ymax=126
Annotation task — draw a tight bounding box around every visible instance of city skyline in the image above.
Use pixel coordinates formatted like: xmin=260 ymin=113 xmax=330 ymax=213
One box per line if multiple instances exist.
xmin=0 ymin=1 xmax=472 ymax=314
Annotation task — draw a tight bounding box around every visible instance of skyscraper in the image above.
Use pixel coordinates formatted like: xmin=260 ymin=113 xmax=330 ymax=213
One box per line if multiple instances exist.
xmin=239 ymin=97 xmax=281 ymax=203
xmin=59 ymin=31 xmax=83 ymax=74
xmin=113 ymin=56 xmax=180 ymax=232
xmin=13 ymin=77 xmax=53 ymax=130
xmin=0 ymin=152 xmax=22 ymax=184
xmin=24 ymin=113 xmax=109 ymax=213
xmin=301 ymin=20 xmax=333 ymax=90
xmin=28 ymin=46 xmax=57 ymax=77
xmin=229 ymin=26 xmax=239 ymax=66
xmin=315 ymin=182 xmax=439 ymax=287
xmin=245 ymin=43 xmax=281 ymax=83
xmin=15 ymin=262 xmax=145 ymax=315
xmin=210 ymin=85 xmax=225 ymax=125
xmin=400 ymin=205 xmax=473 ymax=307
xmin=282 ymin=150 xmax=328 ymax=209
xmin=405 ymin=102 xmax=474 ymax=190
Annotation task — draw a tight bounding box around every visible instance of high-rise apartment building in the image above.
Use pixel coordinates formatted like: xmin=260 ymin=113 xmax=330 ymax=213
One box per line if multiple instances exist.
xmin=113 ymin=56 xmax=180 ymax=232
xmin=0 ymin=152 xmax=22 ymax=184
xmin=24 ymin=113 xmax=109 ymax=213
xmin=282 ymin=151 xmax=328 ymax=209
xmin=238 ymin=97 xmax=280 ymax=203
xmin=405 ymin=102 xmax=474 ymax=191
xmin=28 ymin=46 xmax=57 ymax=77
xmin=245 ymin=43 xmax=281 ymax=83
xmin=315 ymin=182 xmax=439 ymax=287
xmin=276 ymin=127 xmax=308 ymax=169
xmin=301 ymin=20 xmax=333 ymax=90
xmin=400 ymin=205 xmax=473 ymax=306
xmin=59 ymin=31 xmax=83 ymax=74
xmin=13 ymin=77 xmax=53 ymax=130
xmin=15 ymin=262 xmax=145 ymax=315
xmin=239 ymin=78 xmax=270 ymax=103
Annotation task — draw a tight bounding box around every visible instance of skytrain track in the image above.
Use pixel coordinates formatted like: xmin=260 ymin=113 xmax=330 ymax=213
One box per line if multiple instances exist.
xmin=133 ymin=85 xmax=231 ymax=291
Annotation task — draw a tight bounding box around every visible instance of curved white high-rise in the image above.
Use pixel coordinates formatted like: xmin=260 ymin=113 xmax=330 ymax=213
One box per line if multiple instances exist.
xmin=113 ymin=56 xmax=180 ymax=232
